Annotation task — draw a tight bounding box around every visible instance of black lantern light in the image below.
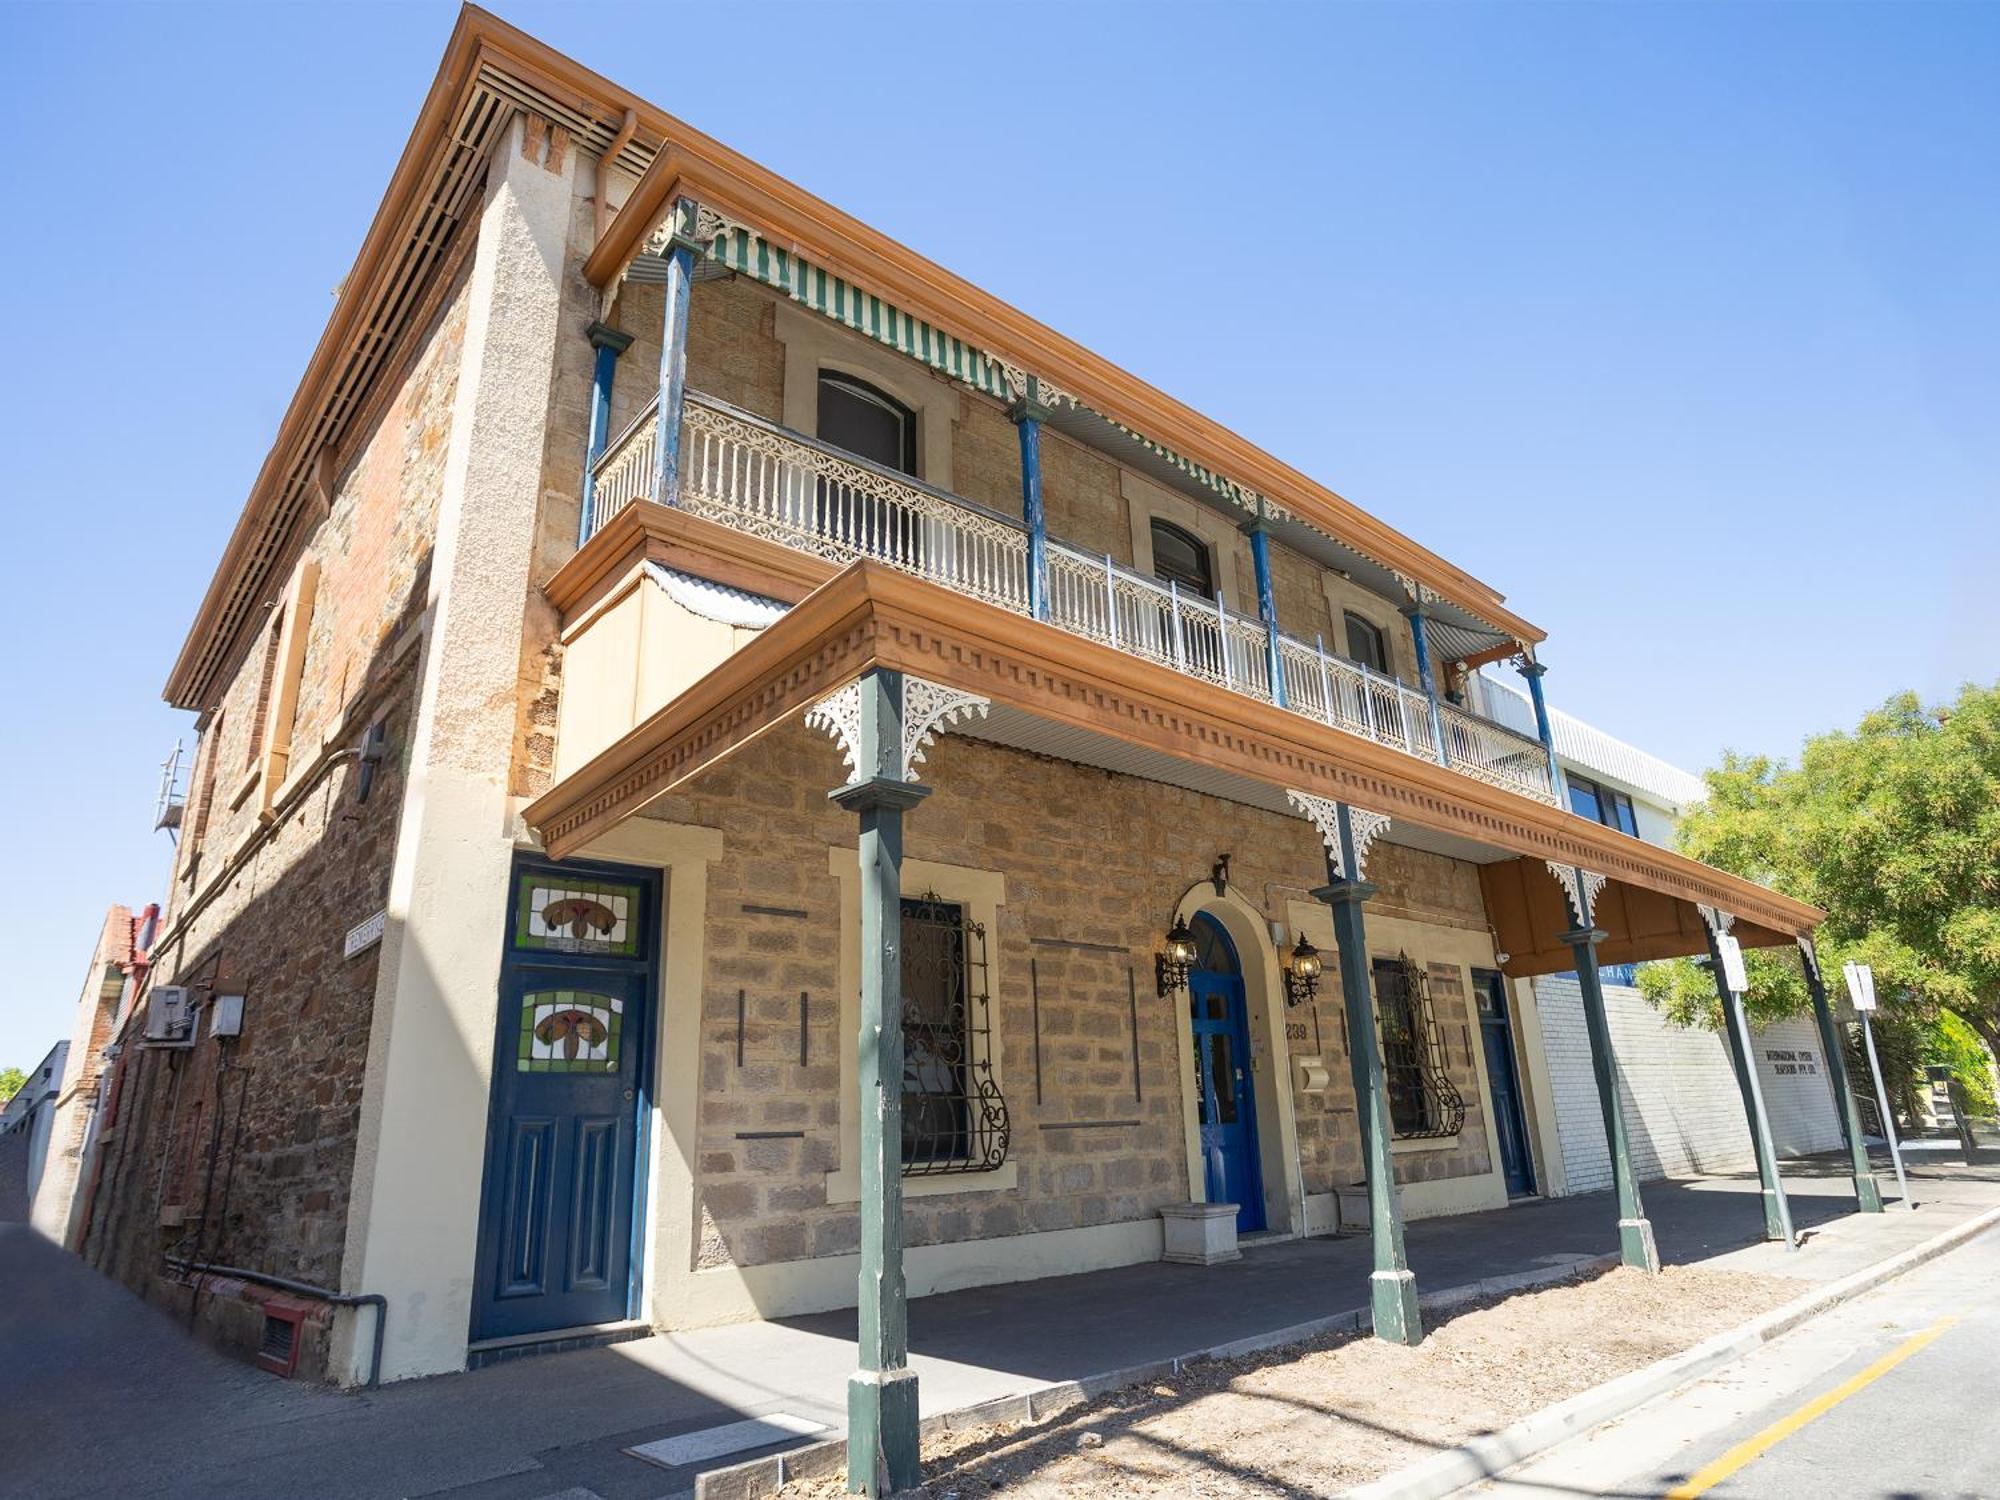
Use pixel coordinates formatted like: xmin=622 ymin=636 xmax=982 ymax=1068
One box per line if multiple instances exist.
xmin=1284 ymin=932 xmax=1323 ymax=1007
xmin=1156 ymin=915 xmax=1198 ymax=996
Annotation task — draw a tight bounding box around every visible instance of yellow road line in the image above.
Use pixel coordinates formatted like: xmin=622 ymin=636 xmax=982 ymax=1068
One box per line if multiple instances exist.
xmin=1664 ymin=1315 xmax=1960 ymax=1499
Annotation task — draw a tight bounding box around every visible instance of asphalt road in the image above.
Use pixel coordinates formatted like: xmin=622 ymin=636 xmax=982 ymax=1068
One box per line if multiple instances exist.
xmin=1471 ymin=1224 xmax=2000 ymax=1499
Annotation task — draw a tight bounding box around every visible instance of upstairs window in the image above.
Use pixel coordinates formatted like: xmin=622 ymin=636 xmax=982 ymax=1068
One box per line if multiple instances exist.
xmin=818 ymin=371 xmax=917 ymax=476
xmin=1149 ymin=519 xmax=1215 ymax=600
xmin=1344 ymin=611 xmax=1390 ymax=676
xmin=1567 ymin=773 xmax=1639 ymax=836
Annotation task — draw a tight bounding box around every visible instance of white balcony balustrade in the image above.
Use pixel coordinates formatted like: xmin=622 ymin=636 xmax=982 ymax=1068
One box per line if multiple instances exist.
xmin=586 ymin=391 xmax=1558 ymax=804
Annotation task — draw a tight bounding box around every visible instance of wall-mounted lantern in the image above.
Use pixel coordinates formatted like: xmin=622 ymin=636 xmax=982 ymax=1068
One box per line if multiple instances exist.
xmin=1284 ymin=933 xmax=1323 ymax=1007
xmin=1156 ymin=915 xmax=1198 ymax=997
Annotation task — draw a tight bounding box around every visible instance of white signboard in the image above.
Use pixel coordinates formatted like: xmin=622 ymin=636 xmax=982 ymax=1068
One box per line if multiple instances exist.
xmin=1715 ymin=932 xmax=1749 ymax=994
xmin=1843 ymin=960 xmax=1878 ymax=1012
xmin=344 ymin=909 xmax=387 ymax=960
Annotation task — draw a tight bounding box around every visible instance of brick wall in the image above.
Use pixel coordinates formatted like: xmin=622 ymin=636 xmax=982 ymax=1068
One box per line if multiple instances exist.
xmin=644 ymin=718 xmax=1502 ymax=1274
xmin=82 ymin=246 xmax=473 ymax=1379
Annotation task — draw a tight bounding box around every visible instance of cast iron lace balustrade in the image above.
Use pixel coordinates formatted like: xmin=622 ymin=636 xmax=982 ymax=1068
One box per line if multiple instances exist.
xmin=900 ymin=896 xmax=1009 ymax=1176
xmin=587 ymin=390 xmax=1557 ymax=804
xmin=1372 ymin=953 xmax=1466 ymax=1140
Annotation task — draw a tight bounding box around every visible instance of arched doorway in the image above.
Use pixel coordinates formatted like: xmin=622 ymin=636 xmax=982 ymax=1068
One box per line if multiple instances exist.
xmin=1187 ymin=913 xmax=1265 ymax=1232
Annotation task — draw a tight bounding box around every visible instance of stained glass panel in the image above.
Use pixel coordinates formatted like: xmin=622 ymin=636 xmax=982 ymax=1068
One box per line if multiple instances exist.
xmin=514 ymin=876 xmax=641 ymax=956
xmin=516 ymin=990 xmax=624 ymax=1073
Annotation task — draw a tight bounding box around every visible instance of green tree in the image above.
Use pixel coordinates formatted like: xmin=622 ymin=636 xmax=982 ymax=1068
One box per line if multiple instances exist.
xmin=0 ymin=1067 xmax=25 ymax=1107
xmin=1638 ymin=683 xmax=2000 ymax=1106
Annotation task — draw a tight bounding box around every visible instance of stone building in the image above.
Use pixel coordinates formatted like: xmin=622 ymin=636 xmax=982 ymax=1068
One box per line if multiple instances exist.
xmin=79 ymin=10 xmax=1879 ymax=1482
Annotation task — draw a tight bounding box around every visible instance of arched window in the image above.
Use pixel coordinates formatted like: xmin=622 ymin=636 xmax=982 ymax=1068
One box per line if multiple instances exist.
xmin=818 ymin=371 xmax=917 ymax=476
xmin=1344 ymin=611 xmax=1389 ymax=676
xmin=1149 ymin=518 xmax=1215 ymax=600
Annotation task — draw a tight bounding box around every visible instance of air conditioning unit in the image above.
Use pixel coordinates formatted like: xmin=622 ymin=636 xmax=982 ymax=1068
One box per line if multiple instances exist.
xmin=141 ymin=986 xmax=199 ymax=1048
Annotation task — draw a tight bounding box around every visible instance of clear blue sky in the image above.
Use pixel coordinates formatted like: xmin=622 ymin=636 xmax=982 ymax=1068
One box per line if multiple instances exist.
xmin=3 ymin=1 xmax=1994 ymax=1056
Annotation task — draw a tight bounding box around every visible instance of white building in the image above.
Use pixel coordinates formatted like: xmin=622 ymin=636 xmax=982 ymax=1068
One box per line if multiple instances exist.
xmin=1469 ymin=673 xmax=1845 ymax=1197
xmin=1 ymin=1042 xmax=70 ymax=1222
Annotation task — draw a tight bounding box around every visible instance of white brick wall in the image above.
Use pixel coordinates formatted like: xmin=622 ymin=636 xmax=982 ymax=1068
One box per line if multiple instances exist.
xmin=1535 ymin=980 xmax=1843 ymax=1195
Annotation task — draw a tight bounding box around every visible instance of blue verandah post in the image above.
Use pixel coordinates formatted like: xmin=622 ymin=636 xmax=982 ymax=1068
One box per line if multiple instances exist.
xmin=1515 ymin=656 xmax=1565 ymax=802
xmin=830 ymin=669 xmax=929 ymax=1496
xmin=1009 ymin=381 xmax=1051 ymax=620
xmin=652 ymin=198 xmax=704 ymax=510
xmin=1402 ymin=598 xmax=1451 ymax=767
xmin=1245 ymin=511 xmax=1286 ymax=705
xmin=578 ymin=321 xmax=633 ymax=546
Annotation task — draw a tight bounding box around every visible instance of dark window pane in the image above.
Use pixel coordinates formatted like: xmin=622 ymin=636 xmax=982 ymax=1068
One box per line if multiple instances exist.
xmin=1612 ymin=793 xmax=1639 ymax=836
xmin=1191 ymin=913 xmax=1239 ymax=975
xmin=1344 ymin=612 xmax=1388 ymax=675
xmin=1150 ymin=519 xmax=1214 ymax=599
xmin=819 ymin=373 xmax=916 ymax=475
xmin=1567 ymin=775 xmax=1603 ymax=824
xmin=900 ymin=897 xmax=967 ymax=1165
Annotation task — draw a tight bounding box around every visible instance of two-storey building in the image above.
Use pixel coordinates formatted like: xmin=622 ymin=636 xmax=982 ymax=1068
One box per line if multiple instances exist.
xmin=80 ymin=10 xmax=1879 ymax=1489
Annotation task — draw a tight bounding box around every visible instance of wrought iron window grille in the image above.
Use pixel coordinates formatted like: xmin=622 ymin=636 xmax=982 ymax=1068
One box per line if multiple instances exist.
xmin=900 ymin=895 xmax=1010 ymax=1175
xmin=1372 ymin=953 xmax=1466 ymax=1140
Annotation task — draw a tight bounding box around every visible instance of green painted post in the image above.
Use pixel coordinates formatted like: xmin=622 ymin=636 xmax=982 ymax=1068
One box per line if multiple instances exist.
xmin=1705 ymin=926 xmax=1788 ymax=1241
xmin=1798 ymin=939 xmax=1884 ymax=1213
xmin=829 ymin=669 xmax=929 ymax=1497
xmin=1561 ymin=871 xmax=1659 ymax=1272
xmin=1316 ymin=804 xmax=1422 ymax=1345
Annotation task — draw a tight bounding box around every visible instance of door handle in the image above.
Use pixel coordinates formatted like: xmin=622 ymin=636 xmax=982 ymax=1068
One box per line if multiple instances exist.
xmin=622 ymin=1088 xmax=635 ymax=1102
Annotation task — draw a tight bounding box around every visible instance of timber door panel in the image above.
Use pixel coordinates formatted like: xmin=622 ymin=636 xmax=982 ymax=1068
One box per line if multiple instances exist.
xmin=473 ymin=859 xmax=658 ymax=1342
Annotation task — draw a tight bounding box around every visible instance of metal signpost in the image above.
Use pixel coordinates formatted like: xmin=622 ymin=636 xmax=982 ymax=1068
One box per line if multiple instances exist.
xmin=1715 ymin=933 xmax=1796 ymax=1249
xmin=1844 ymin=961 xmax=1913 ymax=1209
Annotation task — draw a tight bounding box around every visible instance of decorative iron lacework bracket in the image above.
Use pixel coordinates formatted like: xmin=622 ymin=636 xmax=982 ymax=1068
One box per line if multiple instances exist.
xmin=1545 ymin=862 xmax=1607 ymax=926
xmin=1697 ymin=903 xmax=1735 ymax=938
xmin=995 ymin=360 xmax=1079 ymax=414
xmin=805 ymin=677 xmax=992 ymax=783
xmin=1286 ymin=791 xmax=1392 ymax=881
xmin=1391 ymin=570 xmax=1444 ymax=608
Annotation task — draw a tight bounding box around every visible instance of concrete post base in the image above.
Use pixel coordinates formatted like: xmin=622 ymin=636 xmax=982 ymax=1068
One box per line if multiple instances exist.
xmin=1160 ymin=1202 xmax=1242 ymax=1265
xmin=1371 ymin=1268 xmax=1423 ymax=1346
xmin=1853 ymin=1172 xmax=1886 ymax=1214
xmin=1759 ymin=1189 xmax=1788 ymax=1242
xmin=1619 ymin=1216 xmax=1661 ymax=1273
xmin=847 ymin=1367 xmax=920 ymax=1496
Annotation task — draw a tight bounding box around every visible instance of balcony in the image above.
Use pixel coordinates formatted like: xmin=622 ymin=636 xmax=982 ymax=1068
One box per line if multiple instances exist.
xmin=587 ymin=392 xmax=1558 ymax=806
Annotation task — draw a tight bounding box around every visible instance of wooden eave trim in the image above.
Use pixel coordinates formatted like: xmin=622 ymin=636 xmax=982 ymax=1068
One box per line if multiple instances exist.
xmin=525 ymin=558 xmax=1818 ymax=940
xmin=163 ymin=10 xmax=498 ymax=708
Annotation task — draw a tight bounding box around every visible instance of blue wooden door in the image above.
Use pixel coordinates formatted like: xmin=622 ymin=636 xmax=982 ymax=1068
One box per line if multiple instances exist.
xmin=473 ymin=859 xmax=656 ymax=1341
xmin=1474 ymin=968 xmax=1536 ymax=1197
xmin=1188 ymin=915 xmax=1264 ymax=1232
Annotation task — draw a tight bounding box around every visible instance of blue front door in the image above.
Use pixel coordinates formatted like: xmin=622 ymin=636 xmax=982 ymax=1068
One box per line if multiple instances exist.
xmin=1188 ymin=914 xmax=1264 ymax=1233
xmin=1474 ymin=968 xmax=1536 ymax=1197
xmin=472 ymin=858 xmax=657 ymax=1341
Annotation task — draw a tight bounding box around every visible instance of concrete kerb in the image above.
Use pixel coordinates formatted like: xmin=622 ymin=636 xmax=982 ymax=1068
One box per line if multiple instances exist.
xmin=1341 ymin=1204 xmax=2000 ymax=1500
xmin=691 ymin=1252 xmax=1618 ymax=1499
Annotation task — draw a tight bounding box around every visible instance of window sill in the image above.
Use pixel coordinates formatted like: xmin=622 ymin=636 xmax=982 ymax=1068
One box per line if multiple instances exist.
xmin=1390 ymin=1134 xmax=1463 ymax=1155
xmin=824 ymin=1159 xmax=1019 ymax=1204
